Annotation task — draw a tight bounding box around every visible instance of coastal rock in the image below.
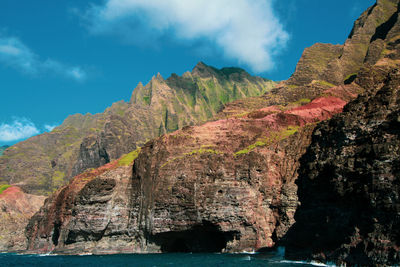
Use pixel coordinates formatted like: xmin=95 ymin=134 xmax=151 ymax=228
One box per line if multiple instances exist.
xmin=25 ymin=87 xmax=356 ymax=254
xmin=284 ymin=67 xmax=400 ymax=265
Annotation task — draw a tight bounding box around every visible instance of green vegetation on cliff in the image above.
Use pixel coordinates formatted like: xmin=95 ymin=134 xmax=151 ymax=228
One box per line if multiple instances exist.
xmin=0 ymin=184 xmax=11 ymax=195
xmin=118 ymin=148 xmax=141 ymax=166
xmin=235 ymin=126 xmax=300 ymax=156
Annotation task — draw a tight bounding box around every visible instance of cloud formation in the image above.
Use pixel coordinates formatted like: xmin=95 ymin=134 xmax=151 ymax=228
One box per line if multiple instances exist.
xmin=0 ymin=118 xmax=39 ymax=142
xmin=83 ymin=0 xmax=289 ymax=72
xmin=0 ymin=35 xmax=87 ymax=81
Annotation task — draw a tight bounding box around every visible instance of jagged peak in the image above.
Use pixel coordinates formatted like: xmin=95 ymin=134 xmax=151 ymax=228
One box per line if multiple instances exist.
xmin=192 ymin=61 xmax=254 ymax=80
xmin=130 ymin=82 xmax=145 ymax=103
xmin=134 ymin=81 xmax=144 ymax=91
xmin=151 ymin=72 xmax=164 ymax=81
xmin=193 ymin=61 xmax=207 ymax=69
xmin=219 ymin=66 xmax=249 ymax=77
xmin=191 ymin=61 xmax=215 ymax=78
xmin=182 ymin=71 xmax=192 ymax=78
xmin=130 ymin=72 xmax=166 ymax=105
xmin=348 ymin=0 xmax=398 ymax=40
xmin=132 ymin=61 xmax=267 ymax=104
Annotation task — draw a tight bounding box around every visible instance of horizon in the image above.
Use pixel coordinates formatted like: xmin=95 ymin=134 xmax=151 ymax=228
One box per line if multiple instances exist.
xmin=0 ymin=0 xmax=375 ymax=145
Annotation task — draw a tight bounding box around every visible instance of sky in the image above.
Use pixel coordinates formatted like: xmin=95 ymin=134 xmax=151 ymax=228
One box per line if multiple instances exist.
xmin=0 ymin=0 xmax=375 ymax=145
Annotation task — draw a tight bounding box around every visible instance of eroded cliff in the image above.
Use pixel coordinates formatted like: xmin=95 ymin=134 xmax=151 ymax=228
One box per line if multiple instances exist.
xmin=284 ymin=65 xmax=400 ymax=266
xmin=25 ymin=81 xmax=359 ymax=253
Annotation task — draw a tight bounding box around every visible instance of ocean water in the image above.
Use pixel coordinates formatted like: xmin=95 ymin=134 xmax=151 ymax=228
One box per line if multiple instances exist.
xmin=0 ymin=251 xmax=330 ymax=267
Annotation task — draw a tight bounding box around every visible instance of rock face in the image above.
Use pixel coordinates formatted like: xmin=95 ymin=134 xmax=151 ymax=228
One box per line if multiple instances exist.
xmin=0 ymin=186 xmax=45 ymax=251
xmin=287 ymin=0 xmax=399 ymax=86
xmin=284 ymin=67 xmax=400 ymax=265
xmin=0 ymin=63 xmax=275 ymax=195
xmin=216 ymin=0 xmax=399 ymax=126
xmin=25 ymin=83 xmax=358 ymax=254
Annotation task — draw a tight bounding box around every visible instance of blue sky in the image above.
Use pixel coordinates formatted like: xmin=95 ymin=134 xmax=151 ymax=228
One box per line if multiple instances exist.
xmin=0 ymin=0 xmax=375 ymax=145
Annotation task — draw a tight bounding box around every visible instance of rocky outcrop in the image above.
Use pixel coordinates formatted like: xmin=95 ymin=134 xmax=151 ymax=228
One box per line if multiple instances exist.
xmin=0 ymin=63 xmax=275 ymax=195
xmin=25 ymin=82 xmax=359 ymax=254
xmin=0 ymin=187 xmax=45 ymax=251
xmin=71 ymin=114 xmax=138 ymax=177
xmin=288 ymin=43 xmax=344 ymax=86
xmin=217 ymin=0 xmax=400 ymax=121
xmin=284 ymin=67 xmax=400 ymax=265
xmin=287 ymin=0 xmax=400 ymax=86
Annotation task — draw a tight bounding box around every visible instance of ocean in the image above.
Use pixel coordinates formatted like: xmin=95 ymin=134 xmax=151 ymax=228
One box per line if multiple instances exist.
xmin=0 ymin=251 xmax=332 ymax=267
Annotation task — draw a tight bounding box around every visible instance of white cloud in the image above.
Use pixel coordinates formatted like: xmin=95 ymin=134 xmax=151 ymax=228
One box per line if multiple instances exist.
xmin=83 ymin=0 xmax=289 ymax=72
xmin=44 ymin=124 xmax=58 ymax=132
xmin=68 ymin=67 xmax=86 ymax=80
xmin=0 ymin=118 xmax=40 ymax=142
xmin=0 ymin=35 xmax=87 ymax=81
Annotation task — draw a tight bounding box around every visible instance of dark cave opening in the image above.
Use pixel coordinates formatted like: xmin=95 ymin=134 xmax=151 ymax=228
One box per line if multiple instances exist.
xmin=150 ymin=221 xmax=238 ymax=253
xmin=52 ymin=222 xmax=61 ymax=246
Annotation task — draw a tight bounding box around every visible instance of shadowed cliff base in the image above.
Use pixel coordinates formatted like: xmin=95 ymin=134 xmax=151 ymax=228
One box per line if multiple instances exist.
xmin=148 ymin=222 xmax=238 ymax=253
xmin=282 ymin=66 xmax=400 ymax=265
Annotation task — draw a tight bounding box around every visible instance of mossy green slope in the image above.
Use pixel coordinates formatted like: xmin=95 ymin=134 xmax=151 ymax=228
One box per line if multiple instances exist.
xmin=130 ymin=62 xmax=275 ymax=134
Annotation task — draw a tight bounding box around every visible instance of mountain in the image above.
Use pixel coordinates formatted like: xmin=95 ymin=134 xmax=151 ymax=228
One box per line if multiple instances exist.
xmin=0 ymin=63 xmax=275 ymax=195
xmin=0 ymin=145 xmax=8 ymax=156
xmin=284 ymin=65 xmax=400 ymax=266
xmin=286 ymin=0 xmax=399 ymax=86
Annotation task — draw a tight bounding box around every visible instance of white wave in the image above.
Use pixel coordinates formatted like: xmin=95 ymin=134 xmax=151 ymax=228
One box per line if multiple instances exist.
xmin=278 ymin=259 xmax=336 ymax=266
xmin=241 ymin=250 xmax=258 ymax=255
xmin=37 ymin=253 xmax=57 ymax=257
xmin=78 ymin=252 xmax=93 ymax=256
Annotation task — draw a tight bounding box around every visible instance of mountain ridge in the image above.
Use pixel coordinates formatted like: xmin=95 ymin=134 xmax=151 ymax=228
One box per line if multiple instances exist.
xmin=0 ymin=62 xmax=275 ymax=195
